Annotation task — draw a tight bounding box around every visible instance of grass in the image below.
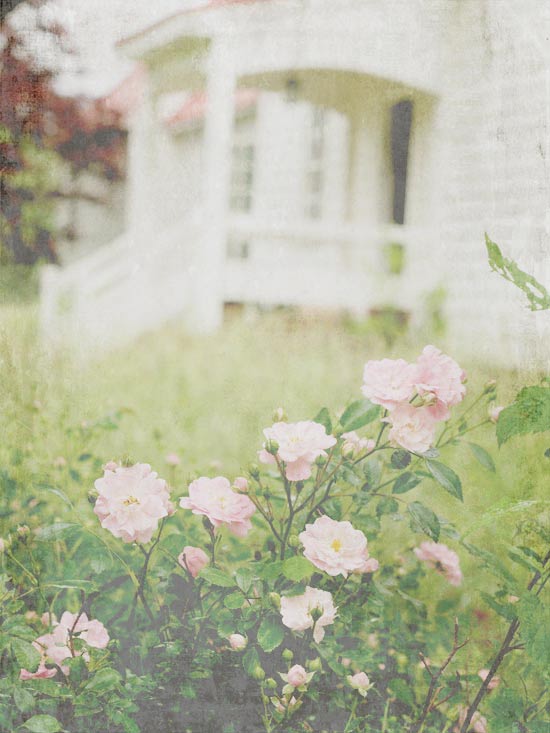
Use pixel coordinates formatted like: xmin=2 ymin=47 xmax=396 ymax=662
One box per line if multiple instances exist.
xmin=0 ymin=302 xmax=547 ymax=565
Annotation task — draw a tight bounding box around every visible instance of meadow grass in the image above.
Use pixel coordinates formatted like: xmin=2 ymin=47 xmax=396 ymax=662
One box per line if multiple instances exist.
xmin=0 ymin=303 xmax=547 ymax=588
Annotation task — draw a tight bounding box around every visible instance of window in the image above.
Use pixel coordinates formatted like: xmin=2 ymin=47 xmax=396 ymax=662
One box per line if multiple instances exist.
xmin=305 ymin=107 xmax=326 ymax=220
xmin=230 ymin=142 xmax=255 ymax=213
xmin=390 ymin=100 xmax=413 ymax=225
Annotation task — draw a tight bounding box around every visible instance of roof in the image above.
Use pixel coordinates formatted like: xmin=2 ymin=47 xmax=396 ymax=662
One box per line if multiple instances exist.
xmin=164 ymin=87 xmax=258 ymax=132
xmin=117 ymin=0 xmax=270 ymax=49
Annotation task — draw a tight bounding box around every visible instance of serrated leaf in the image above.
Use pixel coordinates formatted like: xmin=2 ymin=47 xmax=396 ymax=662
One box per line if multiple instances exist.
xmin=362 ymin=459 xmax=381 ymax=490
xmin=497 ymin=386 xmax=550 ymax=445
xmin=235 ymin=567 xmax=254 ymax=594
xmin=257 ymin=561 xmax=283 ymax=582
xmin=11 ymin=638 xmax=41 ymax=672
xmin=199 ymin=567 xmax=236 ymax=588
xmin=408 ymin=501 xmax=440 ymax=541
xmin=313 ymin=407 xmax=332 ymax=434
xmin=282 ymin=556 xmax=314 ymax=582
xmin=84 ymin=667 xmax=121 ymax=692
xmin=339 ymin=399 xmax=381 ymax=432
xmin=468 ymin=443 xmax=496 ymax=472
xmin=23 ymin=714 xmax=61 ymax=732
xmin=392 ymin=472 xmax=421 ymax=495
xmin=14 ymin=686 xmax=34 ymax=713
xmin=426 ymin=459 xmax=463 ymax=501
xmin=242 ymin=646 xmax=260 ymax=677
xmin=224 ymin=591 xmax=245 ymax=610
xmin=35 ymin=523 xmax=79 ymax=541
xmin=376 ymin=496 xmax=399 ymax=517
xmin=257 ymin=617 xmax=284 ymax=653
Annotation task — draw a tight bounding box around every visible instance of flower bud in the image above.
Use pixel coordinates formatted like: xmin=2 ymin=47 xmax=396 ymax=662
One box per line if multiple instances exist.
xmin=228 ymin=633 xmax=247 ymax=651
xmin=483 ymin=379 xmax=497 ymax=394
xmin=233 ymin=477 xmax=249 ymax=492
xmin=294 ymin=481 xmax=304 ymax=493
xmin=488 ymin=405 xmax=504 ymax=423
xmin=264 ymin=439 xmax=279 ymax=456
xmin=165 ymin=453 xmax=181 ymax=467
xmin=341 ymin=441 xmax=356 ymax=459
xmin=272 ymin=407 xmax=287 ymax=422
xmin=287 ymin=535 xmax=300 ymax=548
xmin=282 ymin=648 xmax=294 ymax=662
xmin=16 ymin=525 xmax=30 ymax=541
xmin=248 ymin=464 xmax=260 ymax=480
xmin=252 ymin=666 xmax=265 ymax=681
xmin=87 ymin=489 xmax=98 ymax=505
xmin=307 ymin=657 xmax=322 ymax=672
xmin=287 ymin=664 xmax=308 ymax=687
xmin=265 ymin=677 xmax=277 ymax=689
xmin=310 ymin=605 xmax=323 ymax=623
xmin=268 ymin=592 xmax=281 ymax=610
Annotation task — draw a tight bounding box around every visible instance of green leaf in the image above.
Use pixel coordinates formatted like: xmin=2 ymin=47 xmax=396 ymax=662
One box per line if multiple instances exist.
xmin=486 ymin=233 xmax=550 ymax=311
xmin=408 ymin=501 xmax=440 ymax=542
xmin=13 ymin=686 xmax=34 ymax=713
xmin=376 ymin=496 xmax=399 ymax=517
xmin=468 ymin=443 xmax=496 ymax=472
xmin=34 ymin=523 xmax=79 ymax=542
xmin=22 ymin=714 xmax=61 ymax=732
xmin=392 ymin=472 xmax=421 ymax=495
xmin=257 ymin=617 xmax=284 ymax=653
xmin=362 ymin=459 xmax=382 ymax=490
xmin=389 ymin=678 xmax=415 ymax=708
xmin=339 ymin=399 xmax=381 ymax=432
xmin=198 ymin=567 xmax=236 ymax=588
xmin=224 ymin=591 xmax=245 ymax=610
xmin=517 ymin=595 xmax=550 ymax=670
xmin=242 ymin=646 xmax=260 ymax=677
xmin=43 ymin=487 xmax=73 ymax=508
xmin=496 ymin=386 xmax=550 ymax=445
xmin=257 ymin=561 xmax=283 ymax=582
xmin=235 ymin=567 xmax=254 ymax=594
xmin=426 ymin=459 xmax=463 ymax=501
xmin=11 ymin=639 xmax=41 ymax=672
xmin=282 ymin=556 xmax=314 ymax=582
xmin=84 ymin=667 xmax=122 ymax=693
xmin=480 ymin=592 xmax=516 ymax=621
xmin=313 ymin=407 xmax=332 ymax=434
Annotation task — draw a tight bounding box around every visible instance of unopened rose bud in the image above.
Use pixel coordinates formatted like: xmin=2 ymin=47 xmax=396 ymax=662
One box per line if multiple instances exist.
xmin=233 ymin=477 xmax=249 ymax=492
xmin=228 ymin=633 xmax=247 ymax=651
xmin=17 ymin=525 xmax=30 ymax=539
xmin=484 ymin=379 xmax=497 ymax=394
xmin=252 ymin=666 xmax=265 ymax=681
xmin=341 ymin=441 xmax=356 ymax=459
xmin=314 ymin=454 xmax=326 ymax=467
xmin=488 ymin=405 xmax=504 ymax=423
xmin=287 ymin=535 xmax=300 ymax=548
xmin=165 ymin=453 xmax=181 ymax=467
xmin=310 ymin=605 xmax=323 ymax=623
xmin=272 ymin=407 xmax=287 ymax=422
xmin=265 ymin=677 xmax=277 ymax=689
xmin=268 ymin=592 xmax=281 ymax=610
xmin=248 ymin=464 xmax=260 ymax=480
xmin=295 ymin=481 xmax=304 ymax=493
xmin=265 ymin=439 xmax=279 ymax=456
xmin=282 ymin=648 xmax=294 ymax=662
xmin=307 ymin=657 xmax=322 ymax=672
xmin=87 ymin=489 xmax=98 ymax=504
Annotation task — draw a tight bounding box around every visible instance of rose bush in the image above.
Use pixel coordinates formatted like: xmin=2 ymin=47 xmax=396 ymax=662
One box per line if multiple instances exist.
xmin=0 ymin=343 xmax=549 ymax=733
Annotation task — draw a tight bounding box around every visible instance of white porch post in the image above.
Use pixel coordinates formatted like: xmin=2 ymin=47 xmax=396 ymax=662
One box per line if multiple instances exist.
xmin=190 ymin=38 xmax=236 ymax=332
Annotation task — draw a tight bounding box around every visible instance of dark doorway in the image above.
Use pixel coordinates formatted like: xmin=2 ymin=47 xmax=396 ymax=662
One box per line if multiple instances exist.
xmin=390 ymin=100 xmax=413 ymax=225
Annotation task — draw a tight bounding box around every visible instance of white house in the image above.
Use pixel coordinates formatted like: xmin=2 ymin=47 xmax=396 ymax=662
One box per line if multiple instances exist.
xmin=40 ymin=0 xmax=550 ymax=369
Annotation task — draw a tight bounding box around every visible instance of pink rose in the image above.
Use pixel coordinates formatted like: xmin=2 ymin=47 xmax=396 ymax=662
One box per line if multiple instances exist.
xmin=488 ymin=405 xmax=504 ymax=423
xmin=414 ymin=542 xmax=463 ymax=586
xmin=233 ymin=476 xmax=249 ymax=492
xmin=478 ymin=668 xmax=500 ymax=691
xmin=415 ymin=346 xmax=466 ymax=420
xmin=455 ymin=707 xmax=487 ymax=733
xmin=347 ymin=671 xmax=372 ymax=697
xmin=362 ymin=358 xmax=417 ymax=411
xmin=94 ymin=463 xmax=173 ymax=544
xmin=20 ymin=660 xmax=58 ymax=680
xmin=180 ymin=476 xmax=256 ymax=537
xmin=228 ymin=633 xmax=247 ymax=650
xmin=286 ymin=664 xmax=308 ymax=687
xmin=178 ymin=545 xmax=209 ymax=578
xmin=299 ymin=515 xmax=378 ymax=578
xmin=386 ymin=404 xmax=438 ymax=453
xmin=280 ymin=586 xmax=337 ymax=643
xmin=165 ymin=453 xmax=181 ymax=466
xmin=341 ymin=432 xmax=375 ymax=457
xmin=259 ymin=421 xmax=337 ymax=481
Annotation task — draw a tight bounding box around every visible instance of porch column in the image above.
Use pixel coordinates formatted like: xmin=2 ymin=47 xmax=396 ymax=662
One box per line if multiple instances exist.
xmin=190 ymin=38 xmax=236 ymax=332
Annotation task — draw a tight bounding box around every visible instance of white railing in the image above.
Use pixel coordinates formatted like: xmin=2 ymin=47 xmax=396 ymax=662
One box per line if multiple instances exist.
xmin=40 ymin=213 xmax=202 ymax=351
